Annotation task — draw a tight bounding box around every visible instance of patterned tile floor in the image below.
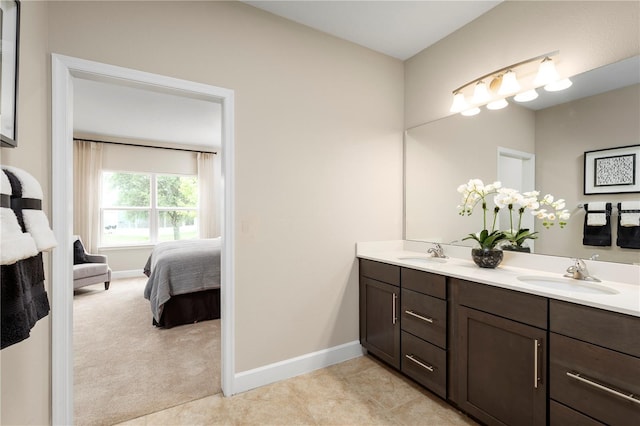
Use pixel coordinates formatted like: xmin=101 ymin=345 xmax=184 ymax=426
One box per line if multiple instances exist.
xmin=117 ymin=355 xmax=478 ymax=425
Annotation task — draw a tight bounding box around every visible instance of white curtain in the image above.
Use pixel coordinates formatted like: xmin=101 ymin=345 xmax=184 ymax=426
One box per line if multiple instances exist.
xmin=197 ymin=152 xmax=219 ymax=238
xmin=73 ymin=140 xmax=103 ymax=252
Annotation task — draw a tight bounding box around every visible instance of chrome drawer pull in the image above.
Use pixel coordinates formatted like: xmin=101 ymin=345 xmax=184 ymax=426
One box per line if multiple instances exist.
xmin=392 ymin=293 xmax=397 ymax=325
xmin=404 ymin=310 xmax=434 ymax=323
xmin=534 ymin=339 xmax=540 ymax=389
xmin=405 ymin=354 xmax=434 ymax=372
xmin=566 ymin=372 xmax=640 ymax=405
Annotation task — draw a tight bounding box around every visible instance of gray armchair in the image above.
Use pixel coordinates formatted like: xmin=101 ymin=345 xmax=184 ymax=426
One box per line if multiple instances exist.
xmin=73 ymin=235 xmax=111 ymax=290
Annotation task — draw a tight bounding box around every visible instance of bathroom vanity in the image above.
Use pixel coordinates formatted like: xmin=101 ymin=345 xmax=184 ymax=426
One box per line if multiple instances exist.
xmin=358 ymin=241 xmax=640 ymax=426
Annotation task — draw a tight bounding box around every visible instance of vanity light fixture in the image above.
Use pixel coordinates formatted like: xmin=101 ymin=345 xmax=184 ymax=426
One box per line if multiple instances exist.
xmin=472 ymin=81 xmax=491 ymax=104
xmin=514 ymin=89 xmax=539 ymax=102
xmin=487 ymin=99 xmax=508 ymax=110
xmin=449 ymin=51 xmax=572 ymax=116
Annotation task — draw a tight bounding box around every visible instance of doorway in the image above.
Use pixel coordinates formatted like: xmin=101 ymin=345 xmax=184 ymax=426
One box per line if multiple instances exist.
xmin=497 ymin=147 xmax=536 ymax=250
xmin=51 ymin=54 xmax=236 ymax=425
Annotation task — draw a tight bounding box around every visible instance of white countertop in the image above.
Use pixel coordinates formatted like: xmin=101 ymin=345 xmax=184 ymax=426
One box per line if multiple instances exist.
xmin=357 ymin=241 xmax=640 ymax=318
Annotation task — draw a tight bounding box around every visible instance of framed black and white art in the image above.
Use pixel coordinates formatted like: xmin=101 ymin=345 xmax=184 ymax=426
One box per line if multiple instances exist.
xmin=584 ymin=145 xmax=640 ymax=194
xmin=1 ymin=0 xmax=20 ymax=148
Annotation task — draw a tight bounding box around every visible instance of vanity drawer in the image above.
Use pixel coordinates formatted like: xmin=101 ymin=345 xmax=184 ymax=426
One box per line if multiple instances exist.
xmin=550 ymin=332 xmax=640 ymax=425
xmin=454 ymin=278 xmax=547 ymax=328
xmin=359 ymin=259 xmax=400 ymax=286
xmin=401 ymin=289 xmax=446 ymax=349
xmin=401 ymin=331 xmax=447 ymax=398
xmin=550 ymin=400 xmax=603 ymax=426
xmin=550 ymin=299 xmax=640 ymax=357
xmin=401 ymin=268 xmax=446 ymax=299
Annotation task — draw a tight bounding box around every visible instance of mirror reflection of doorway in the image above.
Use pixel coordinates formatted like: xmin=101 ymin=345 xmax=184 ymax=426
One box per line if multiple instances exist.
xmin=497 ymin=147 xmax=536 ymax=251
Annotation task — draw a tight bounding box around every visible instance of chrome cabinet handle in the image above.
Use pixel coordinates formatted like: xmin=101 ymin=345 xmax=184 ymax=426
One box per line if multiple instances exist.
xmin=534 ymin=339 xmax=540 ymax=389
xmin=566 ymin=372 xmax=640 ymax=405
xmin=404 ymin=310 xmax=434 ymax=323
xmin=405 ymin=354 xmax=434 ymax=372
xmin=392 ymin=293 xmax=397 ymax=325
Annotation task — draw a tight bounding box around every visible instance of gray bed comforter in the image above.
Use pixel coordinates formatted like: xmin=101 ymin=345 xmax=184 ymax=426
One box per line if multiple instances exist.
xmin=143 ymin=238 xmax=221 ymax=322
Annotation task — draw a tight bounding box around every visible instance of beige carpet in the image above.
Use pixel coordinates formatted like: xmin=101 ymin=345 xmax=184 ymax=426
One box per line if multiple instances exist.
xmin=73 ymin=277 xmax=220 ymax=426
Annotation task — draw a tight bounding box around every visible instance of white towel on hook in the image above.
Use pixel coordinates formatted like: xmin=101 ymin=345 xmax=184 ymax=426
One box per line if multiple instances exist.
xmin=2 ymin=166 xmax=57 ymax=252
xmin=586 ymin=201 xmax=607 ymax=211
xmin=0 ymin=170 xmax=39 ymax=265
xmin=620 ymin=201 xmax=640 ymax=227
xmin=587 ymin=213 xmax=607 ymax=226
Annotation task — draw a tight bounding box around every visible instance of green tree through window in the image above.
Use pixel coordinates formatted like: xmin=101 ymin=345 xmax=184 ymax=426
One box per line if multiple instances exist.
xmin=157 ymin=175 xmax=197 ymax=240
xmin=101 ymin=172 xmax=198 ymax=245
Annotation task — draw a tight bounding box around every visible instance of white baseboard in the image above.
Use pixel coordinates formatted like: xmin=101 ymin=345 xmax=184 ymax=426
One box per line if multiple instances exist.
xmin=232 ymin=340 xmax=364 ymax=395
xmin=111 ymin=270 xmax=146 ymax=279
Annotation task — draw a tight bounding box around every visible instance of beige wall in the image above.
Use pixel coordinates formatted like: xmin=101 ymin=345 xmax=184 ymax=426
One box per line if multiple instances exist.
xmin=405 ymin=1 xmax=640 ymax=128
xmin=1 ymin=1 xmax=403 ymax=424
xmin=535 ymin=84 xmax=640 ymax=264
xmin=0 ymin=1 xmax=52 ymax=425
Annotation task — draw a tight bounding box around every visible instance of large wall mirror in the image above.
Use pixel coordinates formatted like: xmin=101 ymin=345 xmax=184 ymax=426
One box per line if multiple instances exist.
xmin=405 ymin=55 xmax=640 ymax=265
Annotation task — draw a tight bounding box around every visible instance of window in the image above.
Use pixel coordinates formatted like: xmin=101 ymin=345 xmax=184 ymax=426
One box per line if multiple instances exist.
xmin=101 ymin=171 xmax=198 ymax=246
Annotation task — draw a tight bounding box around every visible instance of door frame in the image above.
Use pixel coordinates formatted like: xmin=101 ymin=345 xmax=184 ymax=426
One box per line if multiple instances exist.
xmin=51 ymin=53 xmax=236 ymax=425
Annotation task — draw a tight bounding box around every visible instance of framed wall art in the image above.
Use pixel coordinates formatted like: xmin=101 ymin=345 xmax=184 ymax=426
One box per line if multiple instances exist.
xmin=584 ymin=145 xmax=640 ymax=194
xmin=1 ymin=0 xmax=20 ymax=148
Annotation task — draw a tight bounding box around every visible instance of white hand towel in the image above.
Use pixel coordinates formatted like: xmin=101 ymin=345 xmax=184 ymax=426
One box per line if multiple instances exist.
xmin=586 ymin=201 xmax=607 ymax=211
xmin=619 ymin=201 xmax=640 ymax=227
xmin=587 ymin=212 xmax=607 ymax=226
xmin=2 ymin=166 xmax=57 ymax=252
xmin=620 ymin=201 xmax=640 ymax=211
xmin=0 ymin=170 xmax=39 ymax=265
xmin=620 ymin=213 xmax=640 ymax=227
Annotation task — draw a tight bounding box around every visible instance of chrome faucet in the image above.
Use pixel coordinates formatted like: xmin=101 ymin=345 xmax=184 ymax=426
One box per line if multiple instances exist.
xmin=564 ymin=258 xmax=600 ymax=282
xmin=427 ymin=243 xmax=447 ymax=258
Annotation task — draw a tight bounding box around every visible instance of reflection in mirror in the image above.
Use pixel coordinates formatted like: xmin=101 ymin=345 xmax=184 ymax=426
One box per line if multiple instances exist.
xmin=405 ymin=56 xmax=640 ymax=264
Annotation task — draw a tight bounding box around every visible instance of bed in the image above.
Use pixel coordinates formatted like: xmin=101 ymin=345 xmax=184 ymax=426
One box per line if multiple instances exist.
xmin=143 ymin=238 xmax=221 ymax=328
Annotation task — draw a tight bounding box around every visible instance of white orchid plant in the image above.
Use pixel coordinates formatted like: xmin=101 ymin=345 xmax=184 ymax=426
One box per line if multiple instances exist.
xmin=457 ymin=179 xmax=571 ymax=250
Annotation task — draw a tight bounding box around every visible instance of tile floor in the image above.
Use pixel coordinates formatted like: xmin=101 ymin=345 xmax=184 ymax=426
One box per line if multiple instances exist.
xmin=117 ymin=355 xmax=478 ymax=425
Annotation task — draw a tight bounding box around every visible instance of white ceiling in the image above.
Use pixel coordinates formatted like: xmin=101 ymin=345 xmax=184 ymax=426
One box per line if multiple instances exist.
xmin=242 ymin=1 xmax=501 ymax=60
xmin=73 ymin=1 xmax=501 ymax=148
xmin=73 ymin=78 xmax=222 ymax=149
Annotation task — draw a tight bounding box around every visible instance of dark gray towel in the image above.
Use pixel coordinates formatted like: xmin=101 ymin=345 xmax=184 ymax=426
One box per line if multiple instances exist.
xmin=616 ymin=202 xmax=640 ymax=249
xmin=1 ymin=253 xmax=50 ymax=349
xmin=582 ymin=203 xmax=612 ymax=246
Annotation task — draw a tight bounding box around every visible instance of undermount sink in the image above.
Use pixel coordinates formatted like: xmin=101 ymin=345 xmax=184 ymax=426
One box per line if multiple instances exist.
xmin=517 ymin=275 xmax=619 ymax=295
xmin=397 ymin=256 xmax=447 ymax=264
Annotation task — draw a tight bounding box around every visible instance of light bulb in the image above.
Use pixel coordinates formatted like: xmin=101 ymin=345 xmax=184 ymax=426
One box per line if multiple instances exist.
xmin=450 ymin=92 xmax=469 ymax=113
xmin=514 ymin=89 xmax=539 ymax=102
xmin=461 ymin=107 xmax=481 ymax=116
xmin=534 ymin=57 xmax=560 ymax=86
xmin=498 ymin=70 xmax=520 ymax=95
xmin=544 ymin=78 xmax=573 ymax=92
xmin=472 ymin=81 xmax=491 ymax=104
xmin=487 ymin=99 xmax=508 ymax=110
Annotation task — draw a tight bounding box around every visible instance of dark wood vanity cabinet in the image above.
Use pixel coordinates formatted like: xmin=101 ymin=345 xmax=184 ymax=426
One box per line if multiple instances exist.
xmin=451 ymin=278 xmax=548 ymax=426
xmin=400 ymin=268 xmax=447 ymax=398
xmin=549 ymin=300 xmax=640 ymax=426
xmin=359 ymin=259 xmax=401 ymax=368
xmin=359 ymin=257 xmax=639 ymax=426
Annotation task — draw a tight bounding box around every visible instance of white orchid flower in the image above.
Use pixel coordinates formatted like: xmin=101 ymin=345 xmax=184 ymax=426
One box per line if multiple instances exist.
xmin=533 ymin=209 xmax=548 ymax=219
xmin=558 ymin=210 xmax=571 ymax=221
xmin=542 ymin=194 xmax=554 ymax=204
xmin=552 ymin=199 xmax=566 ymax=210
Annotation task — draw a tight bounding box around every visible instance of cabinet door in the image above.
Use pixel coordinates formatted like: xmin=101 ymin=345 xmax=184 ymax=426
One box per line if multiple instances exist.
xmin=360 ymin=276 xmax=400 ymax=369
xmin=457 ymin=306 xmax=546 ymax=426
